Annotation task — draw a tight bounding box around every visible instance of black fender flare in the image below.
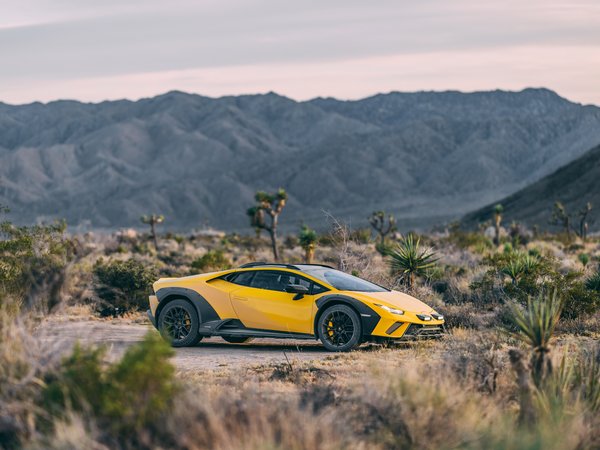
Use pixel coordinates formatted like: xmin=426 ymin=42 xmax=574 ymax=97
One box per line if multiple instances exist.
xmin=155 ymin=287 xmax=220 ymax=325
xmin=314 ymin=294 xmax=380 ymax=337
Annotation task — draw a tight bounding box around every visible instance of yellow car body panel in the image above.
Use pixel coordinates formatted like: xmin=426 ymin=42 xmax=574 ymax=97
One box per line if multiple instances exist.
xmin=148 ymin=264 xmax=444 ymax=346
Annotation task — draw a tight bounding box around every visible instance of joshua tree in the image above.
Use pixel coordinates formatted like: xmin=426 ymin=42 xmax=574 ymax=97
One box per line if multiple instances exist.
xmin=389 ymin=234 xmax=438 ymax=289
xmin=493 ymin=204 xmax=503 ymax=246
xmin=368 ymin=211 xmax=396 ymax=247
xmin=140 ymin=214 xmax=164 ymax=252
xmin=550 ymin=201 xmax=571 ymax=238
xmin=298 ymin=225 xmax=318 ymax=264
xmin=509 ymin=290 xmax=563 ymax=388
xmin=247 ymin=189 xmax=287 ymax=261
xmin=578 ymin=202 xmax=592 ymax=241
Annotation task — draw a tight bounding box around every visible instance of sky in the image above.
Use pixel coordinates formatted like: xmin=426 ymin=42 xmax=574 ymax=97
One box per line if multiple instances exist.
xmin=1 ymin=0 xmax=599 ymax=105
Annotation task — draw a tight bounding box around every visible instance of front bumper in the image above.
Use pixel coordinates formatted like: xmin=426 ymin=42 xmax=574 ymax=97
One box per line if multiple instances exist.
xmin=147 ymin=309 xmax=157 ymax=328
xmin=370 ymin=316 xmax=445 ymax=340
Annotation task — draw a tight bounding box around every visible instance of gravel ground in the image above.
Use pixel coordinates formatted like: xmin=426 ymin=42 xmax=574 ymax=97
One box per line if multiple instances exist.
xmin=36 ymin=317 xmax=334 ymax=371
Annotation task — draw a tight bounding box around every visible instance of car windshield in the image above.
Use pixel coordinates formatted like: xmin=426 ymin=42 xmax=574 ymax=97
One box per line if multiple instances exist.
xmin=298 ymin=267 xmax=389 ymax=292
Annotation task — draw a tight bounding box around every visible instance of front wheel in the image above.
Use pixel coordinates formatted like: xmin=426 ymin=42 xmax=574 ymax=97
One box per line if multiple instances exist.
xmin=317 ymin=304 xmax=362 ymax=352
xmin=158 ymin=299 xmax=202 ymax=347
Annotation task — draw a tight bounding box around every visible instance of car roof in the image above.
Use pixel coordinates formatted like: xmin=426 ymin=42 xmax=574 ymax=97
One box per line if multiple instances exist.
xmin=238 ymin=262 xmax=335 ymax=271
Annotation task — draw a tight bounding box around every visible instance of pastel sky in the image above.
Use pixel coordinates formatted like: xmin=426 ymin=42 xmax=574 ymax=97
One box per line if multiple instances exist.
xmin=1 ymin=0 xmax=599 ymax=105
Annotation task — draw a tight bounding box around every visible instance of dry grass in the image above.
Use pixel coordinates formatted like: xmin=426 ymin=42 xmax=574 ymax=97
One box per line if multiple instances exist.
xmin=1 ymin=228 xmax=599 ymax=449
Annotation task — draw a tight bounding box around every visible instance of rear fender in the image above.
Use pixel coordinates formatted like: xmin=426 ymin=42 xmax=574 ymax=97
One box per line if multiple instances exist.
xmin=155 ymin=287 xmax=220 ymax=324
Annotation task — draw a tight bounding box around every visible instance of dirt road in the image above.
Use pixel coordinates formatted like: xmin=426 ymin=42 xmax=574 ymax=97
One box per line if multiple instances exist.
xmin=37 ymin=318 xmax=336 ymax=371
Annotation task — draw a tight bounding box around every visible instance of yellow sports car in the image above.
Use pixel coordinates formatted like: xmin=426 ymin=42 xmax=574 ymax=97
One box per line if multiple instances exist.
xmin=147 ymin=262 xmax=444 ymax=352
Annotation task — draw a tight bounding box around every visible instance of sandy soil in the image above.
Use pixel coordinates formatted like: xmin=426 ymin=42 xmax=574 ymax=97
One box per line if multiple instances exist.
xmin=36 ymin=317 xmax=337 ymax=371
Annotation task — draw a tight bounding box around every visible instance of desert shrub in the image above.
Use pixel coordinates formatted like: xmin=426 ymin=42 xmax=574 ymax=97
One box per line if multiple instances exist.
xmin=190 ymin=250 xmax=232 ymax=272
xmin=41 ymin=332 xmax=176 ymax=444
xmin=350 ymin=227 xmax=371 ymax=244
xmin=471 ymin=250 xmax=553 ymax=305
xmin=437 ymin=304 xmax=482 ymax=329
xmin=284 ymin=234 xmax=299 ymax=249
xmin=443 ymin=333 xmax=505 ymax=394
xmin=555 ymin=278 xmax=600 ymax=320
xmin=93 ymin=258 xmax=157 ymax=310
xmin=446 ymin=228 xmax=494 ymax=252
xmin=585 ymin=268 xmax=600 ymax=293
xmin=0 ymin=216 xmax=73 ymax=313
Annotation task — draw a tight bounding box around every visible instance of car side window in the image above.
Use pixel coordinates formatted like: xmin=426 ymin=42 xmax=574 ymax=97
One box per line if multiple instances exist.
xmin=310 ymin=283 xmax=329 ymax=295
xmin=250 ymin=271 xmax=288 ymax=292
xmin=228 ymin=271 xmax=255 ymax=287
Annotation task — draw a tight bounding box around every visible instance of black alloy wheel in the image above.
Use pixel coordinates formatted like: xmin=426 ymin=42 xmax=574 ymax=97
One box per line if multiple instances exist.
xmin=317 ymin=304 xmax=362 ymax=352
xmin=158 ymin=299 xmax=202 ymax=347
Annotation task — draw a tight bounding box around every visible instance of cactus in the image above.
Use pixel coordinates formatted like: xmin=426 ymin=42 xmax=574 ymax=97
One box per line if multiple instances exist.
xmin=298 ymin=225 xmax=318 ymax=264
xmin=247 ymin=189 xmax=287 ymax=261
xmin=368 ymin=211 xmax=396 ymax=247
xmin=140 ymin=214 xmax=164 ymax=252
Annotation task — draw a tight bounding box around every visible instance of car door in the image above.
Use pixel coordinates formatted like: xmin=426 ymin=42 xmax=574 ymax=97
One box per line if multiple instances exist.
xmin=229 ymin=270 xmax=318 ymax=334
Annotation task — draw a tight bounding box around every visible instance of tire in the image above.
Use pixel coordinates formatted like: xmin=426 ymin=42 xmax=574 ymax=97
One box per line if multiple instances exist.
xmin=221 ymin=336 xmax=254 ymax=344
xmin=158 ymin=299 xmax=202 ymax=347
xmin=317 ymin=304 xmax=362 ymax=352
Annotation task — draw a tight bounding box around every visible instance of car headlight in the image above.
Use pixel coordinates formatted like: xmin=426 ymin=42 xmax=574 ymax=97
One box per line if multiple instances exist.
xmin=417 ymin=314 xmax=432 ymax=321
xmin=431 ymin=313 xmax=444 ymax=321
xmin=374 ymin=304 xmax=404 ymax=315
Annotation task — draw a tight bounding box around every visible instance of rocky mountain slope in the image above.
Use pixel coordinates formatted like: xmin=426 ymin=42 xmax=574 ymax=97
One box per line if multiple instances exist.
xmin=462 ymin=143 xmax=600 ymax=232
xmin=1 ymin=88 xmax=599 ymax=231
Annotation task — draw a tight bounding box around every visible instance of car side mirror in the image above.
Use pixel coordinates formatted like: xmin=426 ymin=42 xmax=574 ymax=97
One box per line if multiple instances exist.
xmin=285 ymin=284 xmax=309 ymax=300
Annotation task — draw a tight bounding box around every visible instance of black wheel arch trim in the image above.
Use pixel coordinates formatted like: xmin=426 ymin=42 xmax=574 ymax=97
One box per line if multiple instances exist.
xmin=314 ymin=294 xmax=380 ymax=336
xmin=155 ymin=287 xmax=220 ymax=326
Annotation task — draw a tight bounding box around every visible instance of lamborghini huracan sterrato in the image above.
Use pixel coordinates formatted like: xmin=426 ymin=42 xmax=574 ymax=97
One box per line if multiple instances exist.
xmin=147 ymin=262 xmax=445 ymax=352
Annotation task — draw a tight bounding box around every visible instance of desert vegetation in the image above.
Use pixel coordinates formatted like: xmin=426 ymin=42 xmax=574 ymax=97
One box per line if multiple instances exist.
xmin=0 ymin=201 xmax=599 ymax=449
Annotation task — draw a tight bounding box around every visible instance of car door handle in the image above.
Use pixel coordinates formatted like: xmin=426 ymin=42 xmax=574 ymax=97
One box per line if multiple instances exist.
xmin=232 ymin=296 xmax=248 ymax=302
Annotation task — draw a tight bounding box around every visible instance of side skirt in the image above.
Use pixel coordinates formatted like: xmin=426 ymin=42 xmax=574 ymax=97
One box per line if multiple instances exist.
xmin=199 ymin=319 xmax=316 ymax=340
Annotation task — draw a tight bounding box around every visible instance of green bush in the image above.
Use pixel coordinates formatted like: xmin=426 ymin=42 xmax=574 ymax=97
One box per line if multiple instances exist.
xmin=41 ymin=332 xmax=176 ymax=441
xmin=93 ymin=259 xmax=157 ymax=310
xmin=190 ymin=250 xmax=231 ymax=272
xmin=0 ymin=215 xmax=72 ymax=313
xmin=445 ymin=228 xmax=494 ymax=252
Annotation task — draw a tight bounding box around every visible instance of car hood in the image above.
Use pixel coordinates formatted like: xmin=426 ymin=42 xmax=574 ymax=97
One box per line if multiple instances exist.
xmin=342 ymin=290 xmax=435 ymax=314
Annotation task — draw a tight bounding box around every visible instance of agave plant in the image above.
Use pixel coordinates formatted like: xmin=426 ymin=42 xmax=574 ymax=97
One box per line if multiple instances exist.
xmin=509 ymin=290 xmax=563 ymax=388
xmin=389 ymin=234 xmax=438 ymax=289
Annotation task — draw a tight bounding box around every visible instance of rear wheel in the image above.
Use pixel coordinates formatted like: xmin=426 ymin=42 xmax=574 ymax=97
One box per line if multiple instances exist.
xmin=317 ymin=304 xmax=362 ymax=352
xmin=158 ymin=299 xmax=202 ymax=347
xmin=222 ymin=336 xmax=254 ymax=344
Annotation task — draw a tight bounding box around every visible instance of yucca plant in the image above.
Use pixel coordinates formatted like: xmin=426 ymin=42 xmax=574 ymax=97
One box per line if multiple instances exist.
xmin=389 ymin=234 xmax=438 ymax=289
xmin=247 ymin=188 xmax=287 ymax=261
xmin=574 ymin=346 xmax=600 ymax=413
xmin=509 ymin=290 xmax=563 ymax=388
xmin=140 ymin=214 xmax=164 ymax=252
xmin=493 ymin=203 xmax=503 ymax=246
xmin=298 ymin=225 xmax=318 ymax=264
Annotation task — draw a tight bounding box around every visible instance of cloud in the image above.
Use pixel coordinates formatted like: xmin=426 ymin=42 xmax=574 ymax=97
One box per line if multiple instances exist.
xmin=0 ymin=0 xmax=599 ymax=104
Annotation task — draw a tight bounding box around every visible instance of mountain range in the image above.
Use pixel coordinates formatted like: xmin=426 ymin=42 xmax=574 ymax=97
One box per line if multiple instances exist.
xmin=1 ymin=88 xmax=599 ymax=232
